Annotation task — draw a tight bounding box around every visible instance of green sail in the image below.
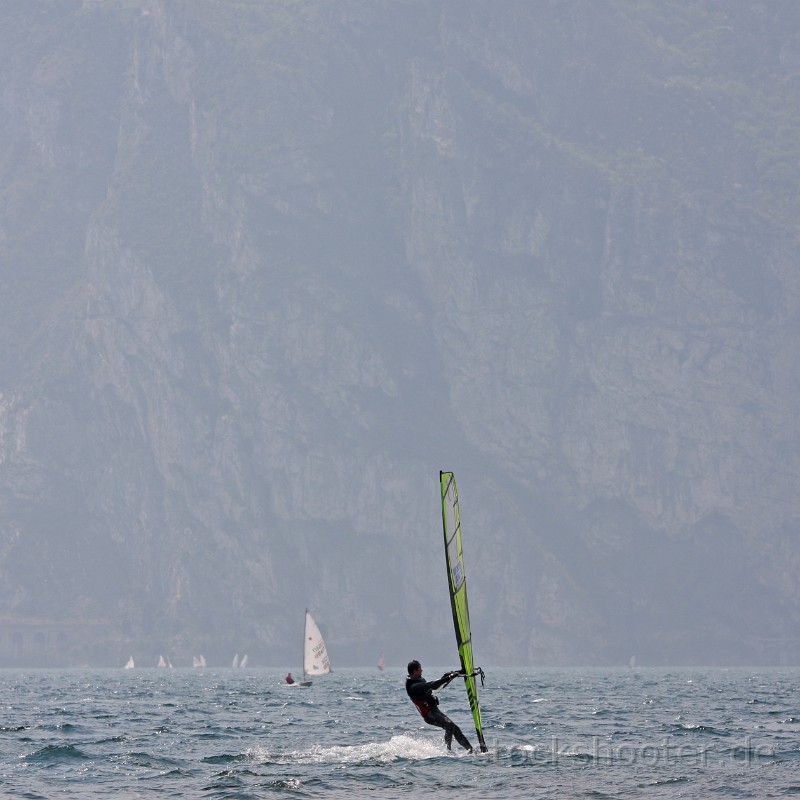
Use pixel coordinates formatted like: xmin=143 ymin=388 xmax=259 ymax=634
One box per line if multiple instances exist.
xmin=440 ymin=471 xmax=488 ymax=752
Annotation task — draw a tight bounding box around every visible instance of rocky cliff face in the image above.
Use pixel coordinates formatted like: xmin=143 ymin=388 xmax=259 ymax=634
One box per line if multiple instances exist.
xmin=0 ymin=0 xmax=798 ymax=667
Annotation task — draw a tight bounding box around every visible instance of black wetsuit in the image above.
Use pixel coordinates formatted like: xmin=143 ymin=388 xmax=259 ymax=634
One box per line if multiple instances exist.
xmin=406 ymin=673 xmax=473 ymax=752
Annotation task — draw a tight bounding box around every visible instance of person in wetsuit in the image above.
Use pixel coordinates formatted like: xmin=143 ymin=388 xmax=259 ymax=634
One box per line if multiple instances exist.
xmin=405 ymin=659 xmax=473 ymax=752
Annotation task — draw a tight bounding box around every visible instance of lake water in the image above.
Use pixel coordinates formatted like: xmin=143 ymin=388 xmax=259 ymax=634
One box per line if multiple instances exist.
xmin=0 ymin=666 xmax=798 ymax=798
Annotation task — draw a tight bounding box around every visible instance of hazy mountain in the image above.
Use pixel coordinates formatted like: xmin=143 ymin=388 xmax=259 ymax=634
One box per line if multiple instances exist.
xmin=0 ymin=0 xmax=798 ymax=667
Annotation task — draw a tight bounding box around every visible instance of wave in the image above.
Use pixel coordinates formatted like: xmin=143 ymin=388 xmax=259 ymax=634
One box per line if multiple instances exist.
xmin=121 ymin=751 xmax=186 ymax=770
xmin=202 ymin=752 xmax=250 ymax=765
xmin=26 ymin=744 xmax=90 ymax=762
xmin=670 ymin=722 xmax=731 ymax=737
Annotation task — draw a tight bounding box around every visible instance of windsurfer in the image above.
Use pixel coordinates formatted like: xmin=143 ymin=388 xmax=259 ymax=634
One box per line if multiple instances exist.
xmin=405 ymin=660 xmax=473 ymax=752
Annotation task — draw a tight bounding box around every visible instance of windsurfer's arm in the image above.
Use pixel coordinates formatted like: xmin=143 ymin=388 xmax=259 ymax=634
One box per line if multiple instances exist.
xmin=410 ymin=676 xmax=449 ymax=695
xmin=431 ymin=671 xmax=460 ymax=689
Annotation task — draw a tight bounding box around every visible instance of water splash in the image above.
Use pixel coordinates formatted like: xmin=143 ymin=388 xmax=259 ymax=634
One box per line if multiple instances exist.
xmin=247 ymin=734 xmax=448 ymax=765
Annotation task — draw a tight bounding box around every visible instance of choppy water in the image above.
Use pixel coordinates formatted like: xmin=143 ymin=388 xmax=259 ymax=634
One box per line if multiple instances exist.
xmin=0 ymin=666 xmax=798 ymax=798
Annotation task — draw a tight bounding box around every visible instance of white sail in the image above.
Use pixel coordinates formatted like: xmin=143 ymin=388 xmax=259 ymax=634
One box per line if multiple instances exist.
xmin=303 ymin=610 xmax=330 ymax=679
xmin=158 ymin=655 xmax=167 ymax=668
xmin=232 ymin=653 xmax=239 ymax=669
xmin=240 ymin=654 xmax=248 ymax=668
xmin=124 ymin=656 xmax=134 ymax=669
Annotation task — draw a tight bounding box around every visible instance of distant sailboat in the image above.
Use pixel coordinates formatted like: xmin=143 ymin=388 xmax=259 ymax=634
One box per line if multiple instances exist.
xmin=240 ymin=654 xmax=248 ymax=668
xmin=291 ymin=609 xmax=330 ymax=687
xmin=232 ymin=653 xmax=240 ymax=669
xmin=158 ymin=655 xmax=167 ymax=668
xmin=124 ymin=656 xmax=135 ymax=669
xmin=193 ymin=655 xmax=206 ymax=668
xmin=378 ymin=652 xmax=385 ymax=671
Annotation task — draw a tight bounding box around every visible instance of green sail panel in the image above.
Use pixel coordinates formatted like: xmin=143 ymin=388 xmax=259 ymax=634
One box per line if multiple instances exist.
xmin=440 ymin=470 xmax=488 ymax=752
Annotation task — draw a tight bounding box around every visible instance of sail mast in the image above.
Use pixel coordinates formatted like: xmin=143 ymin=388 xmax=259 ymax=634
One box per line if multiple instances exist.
xmin=302 ymin=608 xmax=308 ymax=682
xmin=440 ymin=470 xmax=488 ymax=752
